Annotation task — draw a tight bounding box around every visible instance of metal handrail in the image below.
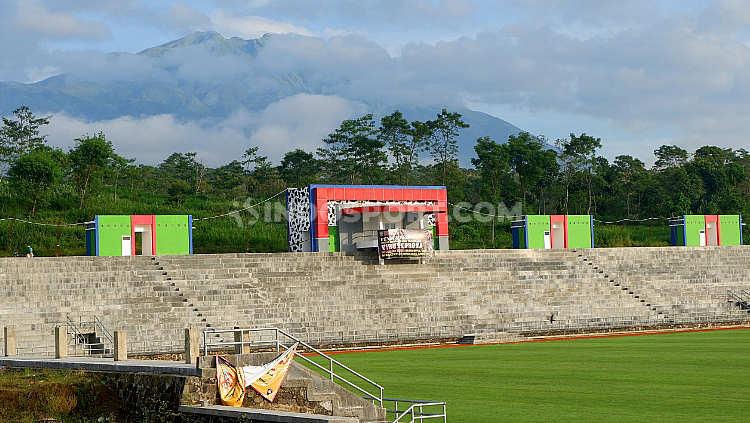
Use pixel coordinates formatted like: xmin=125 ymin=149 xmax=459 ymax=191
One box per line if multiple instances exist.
xmin=64 ymin=316 xmax=87 ymax=356
xmin=94 ymin=316 xmax=114 ymax=344
xmin=201 ymin=327 xmax=385 ymax=406
xmin=390 ymin=401 xmax=447 ymax=423
xmin=61 ymin=316 xmax=113 ymax=356
xmin=727 ymin=290 xmax=744 ymax=303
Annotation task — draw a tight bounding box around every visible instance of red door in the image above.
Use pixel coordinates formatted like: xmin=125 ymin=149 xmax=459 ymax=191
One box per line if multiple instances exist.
xmin=704 ymin=215 xmax=720 ymax=246
xmin=130 ymin=215 xmax=157 ymax=255
xmin=550 ymin=215 xmax=567 ymax=249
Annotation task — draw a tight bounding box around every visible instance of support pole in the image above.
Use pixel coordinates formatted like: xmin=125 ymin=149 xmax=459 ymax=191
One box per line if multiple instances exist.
xmin=185 ymin=327 xmax=199 ymax=365
xmin=54 ymin=326 xmax=67 ymax=359
xmin=4 ymin=326 xmax=16 ymax=356
xmin=114 ymin=330 xmax=127 ymax=361
xmin=234 ymin=327 xmax=249 ymax=355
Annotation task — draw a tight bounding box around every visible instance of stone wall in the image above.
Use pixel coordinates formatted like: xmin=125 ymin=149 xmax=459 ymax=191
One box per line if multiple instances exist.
xmin=1 ymin=247 xmax=749 ymax=354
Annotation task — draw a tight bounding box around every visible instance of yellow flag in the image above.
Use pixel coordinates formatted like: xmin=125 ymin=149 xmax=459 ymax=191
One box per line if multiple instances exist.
xmin=216 ymin=355 xmax=245 ymax=406
xmin=249 ymin=343 xmax=297 ymax=402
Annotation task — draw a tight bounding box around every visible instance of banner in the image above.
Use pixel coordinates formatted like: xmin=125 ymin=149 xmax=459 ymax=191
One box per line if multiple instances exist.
xmin=378 ymin=229 xmax=433 ymax=259
xmin=216 ymin=343 xmax=298 ymax=406
xmin=216 ymin=355 xmax=246 ymax=406
xmin=247 ymin=343 xmax=297 ymax=402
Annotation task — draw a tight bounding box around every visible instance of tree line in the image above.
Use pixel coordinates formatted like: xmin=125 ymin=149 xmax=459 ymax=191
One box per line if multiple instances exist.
xmin=0 ymin=105 xmax=748 ymax=254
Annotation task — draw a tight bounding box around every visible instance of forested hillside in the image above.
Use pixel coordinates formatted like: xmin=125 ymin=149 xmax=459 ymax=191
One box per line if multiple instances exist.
xmin=0 ymin=106 xmax=747 ymax=256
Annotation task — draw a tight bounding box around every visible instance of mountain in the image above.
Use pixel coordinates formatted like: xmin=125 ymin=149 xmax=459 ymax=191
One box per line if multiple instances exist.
xmin=138 ymin=31 xmax=269 ymax=57
xmin=0 ymin=31 xmax=525 ymax=165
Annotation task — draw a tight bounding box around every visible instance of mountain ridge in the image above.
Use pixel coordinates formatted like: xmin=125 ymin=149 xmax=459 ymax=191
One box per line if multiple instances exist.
xmin=0 ymin=31 xmax=526 ymax=164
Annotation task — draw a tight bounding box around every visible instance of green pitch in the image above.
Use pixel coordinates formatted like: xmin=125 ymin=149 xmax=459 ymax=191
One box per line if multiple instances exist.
xmin=323 ymin=330 xmax=750 ymax=422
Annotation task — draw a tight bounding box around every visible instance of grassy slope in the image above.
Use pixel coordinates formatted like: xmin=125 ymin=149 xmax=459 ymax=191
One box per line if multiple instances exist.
xmin=315 ymin=330 xmax=750 ymax=422
xmin=0 ymin=369 xmax=119 ymax=422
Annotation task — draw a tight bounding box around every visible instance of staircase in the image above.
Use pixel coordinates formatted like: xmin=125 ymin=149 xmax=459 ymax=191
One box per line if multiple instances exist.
xmin=578 ymin=247 xmax=750 ymax=323
xmin=571 ymin=250 xmax=664 ymax=317
xmin=200 ymin=326 xmax=446 ymax=423
xmin=2 ymin=248 xmax=750 ymax=357
xmin=727 ymin=290 xmax=750 ymax=311
xmin=64 ymin=316 xmax=114 ymax=356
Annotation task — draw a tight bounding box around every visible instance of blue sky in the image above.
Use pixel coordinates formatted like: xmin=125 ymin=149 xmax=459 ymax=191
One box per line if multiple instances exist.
xmin=1 ymin=0 xmax=748 ymax=163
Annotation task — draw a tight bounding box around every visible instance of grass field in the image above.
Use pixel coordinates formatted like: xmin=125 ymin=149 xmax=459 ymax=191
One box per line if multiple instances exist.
xmin=316 ymin=330 xmax=750 ymax=422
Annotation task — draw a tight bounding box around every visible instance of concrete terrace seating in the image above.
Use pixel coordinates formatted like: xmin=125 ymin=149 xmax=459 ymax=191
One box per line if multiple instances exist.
xmin=579 ymin=246 xmax=750 ymax=321
xmin=1 ymin=247 xmax=749 ymax=355
xmin=0 ymin=256 xmax=189 ymax=354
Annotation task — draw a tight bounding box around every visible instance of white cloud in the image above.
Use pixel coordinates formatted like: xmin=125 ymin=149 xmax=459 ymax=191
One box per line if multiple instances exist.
xmin=210 ymin=10 xmax=313 ymax=38
xmin=45 ymin=94 xmax=363 ymax=166
xmin=247 ymin=94 xmax=366 ymax=157
xmin=5 ymin=1 xmax=750 ymax=158
xmin=167 ymin=4 xmax=212 ymax=30
xmin=14 ymin=0 xmax=110 ymax=40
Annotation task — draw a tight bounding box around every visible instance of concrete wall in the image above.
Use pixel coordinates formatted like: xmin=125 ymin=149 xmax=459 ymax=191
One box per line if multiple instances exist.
xmin=1 ymin=247 xmax=749 ymax=355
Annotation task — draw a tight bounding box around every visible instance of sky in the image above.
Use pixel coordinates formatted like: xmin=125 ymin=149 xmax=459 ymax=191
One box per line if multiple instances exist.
xmin=1 ymin=0 xmax=749 ymax=164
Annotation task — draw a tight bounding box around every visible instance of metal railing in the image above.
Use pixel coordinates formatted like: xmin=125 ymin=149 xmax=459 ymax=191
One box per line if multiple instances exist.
xmin=94 ymin=316 xmax=113 ymax=345
xmin=727 ymin=290 xmax=750 ymax=310
xmin=201 ymin=327 xmax=385 ymax=406
xmin=388 ymin=399 xmax=447 ymax=422
xmin=64 ymin=316 xmax=113 ymax=356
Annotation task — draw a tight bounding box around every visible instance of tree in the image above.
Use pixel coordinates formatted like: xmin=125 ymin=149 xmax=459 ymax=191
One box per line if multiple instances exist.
xmin=653 ymin=145 xmax=689 ymax=170
xmin=167 ymin=179 xmax=193 ymax=206
xmin=559 ymin=133 xmax=602 ymax=214
xmin=378 ymin=111 xmax=429 ymax=184
xmin=504 ymin=132 xmax=558 ymax=210
xmin=209 ymin=160 xmax=247 ymax=198
xmin=241 ymin=146 xmax=266 ymax=173
xmin=159 ymin=152 xmax=206 ymax=194
xmin=69 ymin=133 xmax=114 ymax=208
xmin=8 ymin=148 xmax=62 ymax=215
xmin=689 ymin=146 xmax=745 ymax=212
xmin=428 ymin=109 xmax=469 ymax=185
xmin=280 ymin=149 xmax=319 ymax=187
xmin=610 ymin=155 xmax=648 ymax=217
xmin=0 ymin=106 xmax=50 ymax=171
xmin=106 ymin=154 xmax=135 ymax=202
xmin=317 ymin=114 xmax=386 ymax=184
xmin=242 ymin=146 xmax=283 ymax=196
xmin=472 ymin=136 xmax=512 ymax=204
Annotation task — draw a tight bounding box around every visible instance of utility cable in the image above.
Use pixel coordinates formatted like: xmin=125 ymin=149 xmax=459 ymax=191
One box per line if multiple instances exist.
xmin=193 ymin=189 xmax=286 ymax=222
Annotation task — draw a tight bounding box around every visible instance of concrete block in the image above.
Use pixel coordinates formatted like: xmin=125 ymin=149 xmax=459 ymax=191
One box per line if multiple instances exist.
xmin=185 ymin=327 xmax=199 ymax=365
xmin=54 ymin=326 xmax=67 ymax=359
xmin=233 ymin=327 xmax=250 ymax=355
xmin=4 ymin=326 xmax=16 ymax=356
xmin=114 ymin=331 xmax=127 ymax=361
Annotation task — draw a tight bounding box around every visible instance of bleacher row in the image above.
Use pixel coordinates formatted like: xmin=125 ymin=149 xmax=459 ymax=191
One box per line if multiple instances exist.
xmin=0 ymin=246 xmax=748 ymax=355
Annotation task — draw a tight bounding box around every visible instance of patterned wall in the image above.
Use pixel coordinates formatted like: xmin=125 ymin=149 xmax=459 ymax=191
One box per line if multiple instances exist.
xmin=286 ymin=188 xmax=311 ymax=252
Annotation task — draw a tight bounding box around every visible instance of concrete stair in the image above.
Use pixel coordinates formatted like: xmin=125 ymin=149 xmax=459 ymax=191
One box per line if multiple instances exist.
xmin=211 ymin=352 xmax=385 ymax=423
xmin=1 ymin=247 xmax=749 ymax=356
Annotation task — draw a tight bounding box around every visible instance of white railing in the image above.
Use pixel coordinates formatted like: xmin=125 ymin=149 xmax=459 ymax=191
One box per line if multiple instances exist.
xmin=389 ymin=399 xmax=447 ymax=422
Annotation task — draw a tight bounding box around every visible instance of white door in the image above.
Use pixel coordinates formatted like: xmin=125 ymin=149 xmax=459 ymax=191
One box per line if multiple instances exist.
xmin=699 ymin=230 xmax=706 ymax=247
xmin=543 ymin=231 xmax=551 ymax=249
xmin=121 ymin=236 xmax=132 ymax=256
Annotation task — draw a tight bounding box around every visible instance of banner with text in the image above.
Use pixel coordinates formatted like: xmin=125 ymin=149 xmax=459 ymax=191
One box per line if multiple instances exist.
xmin=247 ymin=343 xmax=297 ymax=402
xmin=216 ymin=343 xmax=298 ymax=406
xmin=378 ymin=229 xmax=433 ymax=259
xmin=217 ymin=355 xmax=246 ymax=406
